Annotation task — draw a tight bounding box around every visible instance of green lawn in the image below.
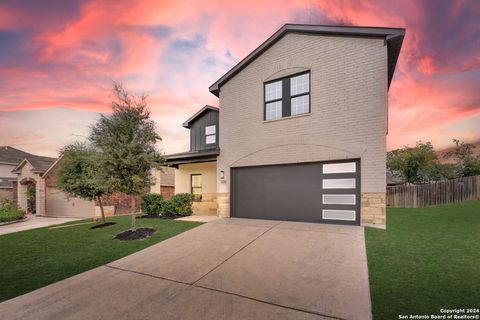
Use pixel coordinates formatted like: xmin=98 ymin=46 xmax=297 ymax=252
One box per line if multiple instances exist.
xmin=366 ymin=200 xmax=480 ymax=319
xmin=0 ymin=216 xmax=201 ymax=302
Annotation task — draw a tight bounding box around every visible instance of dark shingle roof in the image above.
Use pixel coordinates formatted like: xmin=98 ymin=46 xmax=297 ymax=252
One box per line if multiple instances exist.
xmin=27 ymin=157 xmax=57 ymax=173
xmin=1 ymin=146 xmax=56 ymax=174
xmin=0 ymin=146 xmax=33 ymax=164
xmin=387 ymin=171 xmax=406 ymax=186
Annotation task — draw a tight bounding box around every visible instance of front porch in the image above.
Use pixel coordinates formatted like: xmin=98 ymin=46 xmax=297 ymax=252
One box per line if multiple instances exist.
xmin=165 ymin=151 xmax=219 ymax=216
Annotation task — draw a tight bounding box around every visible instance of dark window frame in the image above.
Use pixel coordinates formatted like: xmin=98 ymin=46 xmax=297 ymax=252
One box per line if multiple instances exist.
xmin=191 ymin=174 xmax=202 ymax=201
xmin=263 ymin=71 xmax=311 ymax=121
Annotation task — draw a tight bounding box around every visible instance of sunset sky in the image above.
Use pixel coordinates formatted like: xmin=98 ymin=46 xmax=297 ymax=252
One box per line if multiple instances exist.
xmin=0 ymin=0 xmax=479 ymax=157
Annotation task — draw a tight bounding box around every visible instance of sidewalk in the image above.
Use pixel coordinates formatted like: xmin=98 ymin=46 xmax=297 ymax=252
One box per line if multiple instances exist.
xmin=0 ymin=215 xmax=81 ymax=235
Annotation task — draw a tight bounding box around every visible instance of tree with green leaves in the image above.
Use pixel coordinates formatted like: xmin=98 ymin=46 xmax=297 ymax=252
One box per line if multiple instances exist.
xmin=56 ymin=142 xmax=110 ymax=224
xmin=387 ymin=141 xmax=439 ymax=184
xmin=445 ymin=139 xmax=480 ymax=177
xmin=90 ymin=83 xmax=163 ymax=231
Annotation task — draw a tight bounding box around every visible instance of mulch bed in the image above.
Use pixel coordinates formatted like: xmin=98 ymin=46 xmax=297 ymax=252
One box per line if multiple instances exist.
xmin=90 ymin=222 xmax=117 ymax=229
xmin=114 ymin=228 xmax=156 ymax=241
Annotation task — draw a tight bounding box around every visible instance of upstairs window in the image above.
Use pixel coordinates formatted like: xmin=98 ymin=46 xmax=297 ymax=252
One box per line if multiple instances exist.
xmin=205 ymin=125 xmax=216 ymax=144
xmin=265 ymin=80 xmax=282 ymax=121
xmin=264 ymin=71 xmax=310 ymax=121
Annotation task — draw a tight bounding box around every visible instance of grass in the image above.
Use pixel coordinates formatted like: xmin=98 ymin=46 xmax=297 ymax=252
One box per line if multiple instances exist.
xmin=365 ymin=200 xmax=480 ymax=319
xmin=0 ymin=215 xmax=201 ymax=302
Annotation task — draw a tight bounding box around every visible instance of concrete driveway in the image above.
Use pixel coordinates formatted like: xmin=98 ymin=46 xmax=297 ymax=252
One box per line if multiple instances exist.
xmin=0 ymin=218 xmax=371 ymax=320
xmin=0 ymin=215 xmax=81 ymax=235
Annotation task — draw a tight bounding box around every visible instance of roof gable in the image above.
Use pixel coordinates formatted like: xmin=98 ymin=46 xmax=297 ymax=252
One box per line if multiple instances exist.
xmin=182 ymin=105 xmax=219 ymax=129
xmin=209 ymin=24 xmax=405 ymax=96
xmin=12 ymin=156 xmax=56 ymax=175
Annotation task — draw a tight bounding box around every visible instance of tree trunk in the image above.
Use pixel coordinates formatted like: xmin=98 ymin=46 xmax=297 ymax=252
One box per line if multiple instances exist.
xmin=97 ymin=196 xmax=106 ymax=224
xmin=131 ymin=196 xmax=136 ymax=231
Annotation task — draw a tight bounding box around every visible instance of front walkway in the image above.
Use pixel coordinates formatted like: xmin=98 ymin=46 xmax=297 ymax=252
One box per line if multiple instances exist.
xmin=0 ymin=215 xmax=81 ymax=235
xmin=0 ymin=218 xmax=371 ymax=319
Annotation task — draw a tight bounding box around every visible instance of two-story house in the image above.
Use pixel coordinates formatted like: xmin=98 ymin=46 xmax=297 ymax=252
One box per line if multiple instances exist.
xmin=166 ymin=24 xmax=405 ymax=228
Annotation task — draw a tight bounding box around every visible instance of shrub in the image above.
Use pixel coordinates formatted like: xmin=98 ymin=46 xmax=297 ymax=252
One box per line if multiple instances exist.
xmin=160 ymin=200 xmax=176 ymax=218
xmin=0 ymin=200 xmax=25 ymax=223
xmin=141 ymin=193 xmax=164 ymax=216
xmin=170 ymin=193 xmax=195 ymax=216
xmin=160 ymin=193 xmax=195 ymax=217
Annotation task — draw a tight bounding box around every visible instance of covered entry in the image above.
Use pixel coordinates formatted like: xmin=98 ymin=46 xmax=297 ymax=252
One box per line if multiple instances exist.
xmin=231 ymin=159 xmax=360 ymax=225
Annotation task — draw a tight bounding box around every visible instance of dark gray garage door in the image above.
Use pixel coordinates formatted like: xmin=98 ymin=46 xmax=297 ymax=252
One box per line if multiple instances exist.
xmin=231 ymin=159 xmax=360 ymax=225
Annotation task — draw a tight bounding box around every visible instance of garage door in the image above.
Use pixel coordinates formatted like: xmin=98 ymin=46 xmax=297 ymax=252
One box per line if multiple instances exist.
xmin=46 ymin=187 xmax=95 ymax=218
xmin=231 ymin=159 xmax=360 ymax=225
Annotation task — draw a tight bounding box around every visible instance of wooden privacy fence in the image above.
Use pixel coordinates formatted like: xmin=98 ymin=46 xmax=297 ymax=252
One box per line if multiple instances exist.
xmin=387 ymin=175 xmax=480 ymax=208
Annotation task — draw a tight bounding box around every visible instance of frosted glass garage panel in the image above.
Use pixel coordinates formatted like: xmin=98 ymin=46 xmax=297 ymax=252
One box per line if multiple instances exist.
xmin=322 ymin=162 xmax=356 ymax=174
xmin=322 ymin=178 xmax=356 ymax=189
xmin=322 ymin=194 xmax=356 ymax=205
xmin=322 ymin=210 xmax=356 ymax=221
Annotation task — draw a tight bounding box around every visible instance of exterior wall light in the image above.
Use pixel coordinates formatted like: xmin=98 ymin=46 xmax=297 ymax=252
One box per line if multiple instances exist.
xmin=220 ymin=170 xmax=224 ymax=179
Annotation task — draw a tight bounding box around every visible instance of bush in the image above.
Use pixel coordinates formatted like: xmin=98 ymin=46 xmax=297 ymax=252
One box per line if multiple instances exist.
xmin=0 ymin=200 xmax=25 ymax=223
xmin=160 ymin=200 xmax=176 ymax=218
xmin=161 ymin=193 xmax=195 ymax=217
xmin=141 ymin=193 xmax=164 ymax=216
xmin=170 ymin=193 xmax=195 ymax=216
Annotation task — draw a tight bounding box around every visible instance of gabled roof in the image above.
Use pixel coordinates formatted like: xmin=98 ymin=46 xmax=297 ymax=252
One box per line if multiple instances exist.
xmin=209 ymin=24 xmax=405 ymax=96
xmin=1 ymin=146 xmax=56 ymax=175
xmin=41 ymin=155 xmax=63 ymax=178
xmin=0 ymin=146 xmax=36 ymax=165
xmin=182 ymin=105 xmax=219 ymax=129
xmin=12 ymin=157 xmax=56 ymax=175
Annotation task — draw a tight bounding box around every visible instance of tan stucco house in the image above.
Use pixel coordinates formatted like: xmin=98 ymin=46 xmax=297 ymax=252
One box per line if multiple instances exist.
xmin=166 ymin=24 xmax=405 ymax=229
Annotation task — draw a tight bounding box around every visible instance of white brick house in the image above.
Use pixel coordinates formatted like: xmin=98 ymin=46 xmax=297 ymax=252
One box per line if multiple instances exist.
xmin=166 ymin=24 xmax=405 ymax=228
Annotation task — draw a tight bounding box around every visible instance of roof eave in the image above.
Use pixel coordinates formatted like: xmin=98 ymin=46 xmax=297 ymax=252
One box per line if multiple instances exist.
xmin=182 ymin=105 xmax=219 ymax=129
xmin=209 ymin=24 xmax=405 ymax=96
xmin=164 ymin=149 xmax=219 ymax=168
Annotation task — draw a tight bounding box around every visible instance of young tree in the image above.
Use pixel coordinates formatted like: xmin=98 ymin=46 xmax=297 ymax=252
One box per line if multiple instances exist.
xmin=56 ymin=142 xmax=110 ymax=224
xmin=387 ymin=141 xmax=438 ymax=183
xmin=445 ymin=139 xmax=480 ymax=177
xmin=90 ymin=83 xmax=163 ymax=231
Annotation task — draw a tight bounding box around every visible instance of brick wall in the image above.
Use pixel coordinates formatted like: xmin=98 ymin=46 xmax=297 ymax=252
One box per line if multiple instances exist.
xmin=160 ymin=186 xmax=174 ymax=200
xmin=216 ymin=33 xmax=388 ymax=226
xmin=0 ymin=188 xmax=13 ymax=203
xmin=12 ymin=181 xmax=17 ymax=204
xmin=98 ymin=193 xmax=142 ymax=215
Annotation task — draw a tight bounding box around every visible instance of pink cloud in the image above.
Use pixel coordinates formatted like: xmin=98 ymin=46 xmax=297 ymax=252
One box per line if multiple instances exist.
xmin=0 ymin=0 xmax=478 ymax=155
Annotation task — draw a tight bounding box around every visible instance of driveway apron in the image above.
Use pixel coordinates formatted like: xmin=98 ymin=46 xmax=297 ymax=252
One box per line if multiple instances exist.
xmin=0 ymin=218 xmax=371 ymax=320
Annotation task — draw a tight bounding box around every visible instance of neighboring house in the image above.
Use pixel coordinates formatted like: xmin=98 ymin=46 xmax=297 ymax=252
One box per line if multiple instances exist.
xmin=386 ymin=171 xmax=406 ymax=186
xmin=0 ymin=146 xmax=56 ymax=206
xmin=151 ymin=167 xmax=175 ymax=199
xmin=166 ymin=24 xmax=405 ymax=228
xmin=2 ymin=146 xmax=175 ymax=217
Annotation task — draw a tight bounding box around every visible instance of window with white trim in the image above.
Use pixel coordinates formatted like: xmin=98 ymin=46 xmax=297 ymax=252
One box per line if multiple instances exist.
xmin=205 ymin=125 xmax=216 ymax=144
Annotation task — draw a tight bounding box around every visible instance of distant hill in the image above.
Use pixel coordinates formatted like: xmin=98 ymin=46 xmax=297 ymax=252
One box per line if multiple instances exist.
xmin=436 ymin=140 xmax=480 ymax=164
